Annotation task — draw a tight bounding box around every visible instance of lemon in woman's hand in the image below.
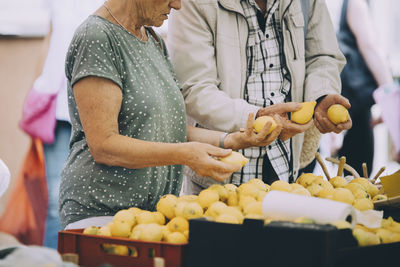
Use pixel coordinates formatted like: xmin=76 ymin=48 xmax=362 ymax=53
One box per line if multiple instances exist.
xmin=253 ymin=116 xmax=277 ymax=134
xmin=220 ymin=151 xmax=249 ymax=167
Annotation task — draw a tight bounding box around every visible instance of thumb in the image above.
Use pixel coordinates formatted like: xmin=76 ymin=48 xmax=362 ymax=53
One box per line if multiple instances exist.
xmin=273 ymin=102 xmax=302 ymax=113
xmin=334 ymin=95 xmax=351 ymax=109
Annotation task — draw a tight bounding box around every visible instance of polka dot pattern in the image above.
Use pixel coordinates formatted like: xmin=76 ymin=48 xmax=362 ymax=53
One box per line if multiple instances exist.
xmin=59 ymin=16 xmax=186 ymax=229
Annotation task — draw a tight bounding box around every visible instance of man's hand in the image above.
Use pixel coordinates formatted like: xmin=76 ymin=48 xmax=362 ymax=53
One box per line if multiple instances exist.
xmin=256 ymin=102 xmax=302 ymax=118
xmin=279 ymin=118 xmax=314 ymax=141
xmin=314 ymin=94 xmax=353 ymax=134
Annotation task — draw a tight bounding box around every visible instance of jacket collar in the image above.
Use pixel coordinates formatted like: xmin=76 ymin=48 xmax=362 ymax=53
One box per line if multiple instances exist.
xmin=218 ymin=0 xmax=292 ymax=17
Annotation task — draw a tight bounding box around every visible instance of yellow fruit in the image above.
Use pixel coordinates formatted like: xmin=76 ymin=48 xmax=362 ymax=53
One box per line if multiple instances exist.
xmin=290 ymin=183 xmax=305 ymax=191
xmin=207 ymin=201 xmax=228 ymax=218
xmin=345 ymin=183 xmax=367 ymax=193
xmin=97 ymin=225 xmax=112 ymax=237
xmin=315 ymin=179 xmax=334 ymax=191
xmin=327 ymin=104 xmax=349 ymax=125
xmin=253 ymin=116 xmax=277 ymax=134
xmin=294 ymin=217 xmax=315 ymax=224
xmin=220 ymin=151 xmax=249 ymax=167
xmin=318 ymin=188 xmax=335 ymax=200
xmin=307 ymin=184 xmax=323 ymax=196
xmin=392 ymin=233 xmax=400 ymax=242
xmin=239 ymin=195 xmax=257 ymax=211
xmin=296 ymin=173 xmax=318 ymax=187
xmin=136 ymin=211 xmax=156 ymax=224
xmin=353 ymin=228 xmax=381 ymax=246
xmin=198 ymin=189 xmax=219 ymax=209
xmin=182 ymin=202 xmax=204 ymax=219
xmin=376 ymin=229 xmax=393 ymax=244
xmin=248 ymin=178 xmax=268 ymax=191
xmin=128 ymin=207 xmax=143 ymax=219
xmin=110 ymin=221 xmax=132 ymax=238
xmin=353 ymin=198 xmax=374 ymax=211
xmin=243 ymin=201 xmax=263 ymax=216
xmin=350 ymin=178 xmax=371 ymax=191
xmin=329 ymin=176 xmax=348 ymax=188
xmin=167 ymin=217 xmax=189 ymax=233
xmin=111 ymin=245 xmax=129 ymax=256
xmin=139 ymin=223 xmax=163 ymax=242
xmin=330 ymin=221 xmax=352 ymax=229
xmin=367 ymin=185 xmax=379 ymax=198
xmin=130 ymin=224 xmax=146 ymax=240
xmin=291 ymin=101 xmax=317 ymax=124
xmin=161 ymin=225 xmax=171 ymax=241
xmin=215 ymin=214 xmax=239 ymax=224
xmin=174 ymin=201 xmax=187 ymax=218
xmin=83 ymin=226 xmax=98 ymax=235
xmin=270 ymin=180 xmax=291 ymax=192
xmin=227 ymin=191 xmax=239 ymax=206
xmin=156 ymin=194 xmax=178 ymax=220
xmin=256 ymin=190 xmax=267 ymax=202
xmin=291 ymin=187 xmax=312 ymax=197
xmin=372 ymin=194 xmax=387 ymax=202
xmin=208 ymin=184 xmax=229 ymax=202
xmin=113 ymin=209 xmax=136 ymax=227
xmin=220 ymin=206 xmax=244 ymax=224
xmin=238 ymin=183 xmax=259 ymax=198
xmin=224 ymin=183 xmax=238 ymax=192
xmin=352 ymin=189 xmax=371 ymax=200
xmin=332 ymin=188 xmax=355 ymax=205
xmin=183 ymin=230 xmax=189 ymax=239
xmin=166 ymin=232 xmax=187 ymax=244
xmin=178 ymin=195 xmax=198 ymax=203
xmin=153 ymin=211 xmax=166 ymax=225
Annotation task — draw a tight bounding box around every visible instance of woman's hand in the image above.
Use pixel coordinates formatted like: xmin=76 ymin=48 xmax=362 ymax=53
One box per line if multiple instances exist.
xmin=224 ymin=113 xmax=283 ymax=150
xmin=182 ymin=142 xmax=241 ymax=182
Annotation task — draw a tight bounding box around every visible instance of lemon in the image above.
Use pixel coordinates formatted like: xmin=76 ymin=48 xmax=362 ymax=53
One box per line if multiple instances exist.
xmin=224 ymin=183 xmax=238 ymax=192
xmin=291 ymin=187 xmax=312 ymax=197
xmin=182 ymin=202 xmax=204 ymax=219
xmin=238 ymin=183 xmax=259 ymax=198
xmin=353 ymin=198 xmax=374 ymax=211
xmin=216 ymin=213 xmax=240 ymax=224
xmin=291 ymin=101 xmax=316 ymax=124
xmin=208 ymin=184 xmax=229 ymax=202
xmin=253 ymin=115 xmax=277 ymax=134
xmin=113 ymin=209 xmax=136 ymax=227
xmin=372 ymin=194 xmax=387 ymax=202
xmin=166 ymin=232 xmax=187 ymax=244
xmin=178 ymin=195 xmax=198 ymax=203
xmin=139 ymin=223 xmax=163 ymax=242
xmin=206 ymin=201 xmax=228 ymax=218
xmin=327 ymin=104 xmax=349 ymax=124
xmin=256 ymin=190 xmax=267 ymax=202
xmin=307 ymin=184 xmax=323 ymax=196
xmin=243 ymin=201 xmax=263 ymax=216
xmin=220 ymin=151 xmax=249 ymax=167
xmin=156 ymin=194 xmax=178 ymax=220
xmin=332 ymin=188 xmax=355 ymax=205
xmin=376 ymin=229 xmax=393 ymax=244
xmin=220 ymin=206 xmax=244 ymax=224
xmin=329 ymin=176 xmax=348 ymax=188
xmin=174 ymin=201 xmax=187 ymax=218
xmin=97 ymin=225 xmax=112 ymax=237
xmin=167 ymin=217 xmax=189 ymax=233
xmin=315 ymin=179 xmax=334 ymax=191
xmin=248 ymin=178 xmax=268 ymax=191
xmin=83 ymin=226 xmax=98 ymax=235
xmin=227 ymin=191 xmax=239 ymax=206
xmin=353 ymin=228 xmax=380 ymax=246
xmin=111 ymin=245 xmax=129 ymax=256
xmin=197 ymin=189 xmax=219 ymax=209
xmin=270 ymin=180 xmax=291 ymax=192
xmin=296 ymin=173 xmax=318 ymax=187
xmin=330 ymin=220 xmax=352 ymax=229
xmin=110 ymin=221 xmax=132 ymax=238
xmin=239 ymin=195 xmax=257 ymax=211
xmin=153 ymin=211 xmax=166 ymax=225
xmin=136 ymin=211 xmax=156 ymax=224
xmin=318 ymin=188 xmax=335 ymax=200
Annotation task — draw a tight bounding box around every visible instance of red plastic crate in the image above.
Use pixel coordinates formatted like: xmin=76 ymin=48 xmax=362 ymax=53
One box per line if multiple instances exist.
xmin=58 ymin=229 xmax=187 ymax=267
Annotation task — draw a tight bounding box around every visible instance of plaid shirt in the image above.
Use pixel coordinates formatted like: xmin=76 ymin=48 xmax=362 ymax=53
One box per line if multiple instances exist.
xmin=231 ymin=0 xmax=292 ymax=185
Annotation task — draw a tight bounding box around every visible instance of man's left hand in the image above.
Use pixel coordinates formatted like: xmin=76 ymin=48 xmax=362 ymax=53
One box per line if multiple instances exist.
xmin=314 ymin=94 xmax=352 ymax=134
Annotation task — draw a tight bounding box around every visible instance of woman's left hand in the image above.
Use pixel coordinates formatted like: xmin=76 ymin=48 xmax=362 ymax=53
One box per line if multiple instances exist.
xmin=224 ymin=113 xmax=283 ymax=150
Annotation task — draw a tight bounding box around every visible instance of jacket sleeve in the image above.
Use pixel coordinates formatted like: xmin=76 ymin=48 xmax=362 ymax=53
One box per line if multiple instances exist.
xmin=167 ymin=0 xmax=259 ymax=132
xmin=304 ymin=0 xmax=346 ymax=101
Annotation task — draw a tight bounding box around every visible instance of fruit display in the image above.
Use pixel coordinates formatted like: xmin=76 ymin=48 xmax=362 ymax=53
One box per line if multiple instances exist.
xmin=291 ymin=101 xmax=316 ymax=124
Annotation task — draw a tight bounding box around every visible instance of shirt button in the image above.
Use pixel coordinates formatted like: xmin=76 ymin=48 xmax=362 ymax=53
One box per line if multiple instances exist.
xmin=266 ymin=34 xmax=270 ymax=38
xmin=268 ymin=146 xmax=272 ymax=150
xmin=270 ymin=92 xmax=275 ymax=96
xmin=269 ymin=64 xmax=274 ymax=68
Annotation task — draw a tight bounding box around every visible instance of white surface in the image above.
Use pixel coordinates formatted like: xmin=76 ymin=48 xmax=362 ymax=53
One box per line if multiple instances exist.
xmin=262 ymin=191 xmax=356 ymax=226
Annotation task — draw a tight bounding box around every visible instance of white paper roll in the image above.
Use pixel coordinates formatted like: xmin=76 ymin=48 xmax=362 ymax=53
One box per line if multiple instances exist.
xmin=262 ymin=191 xmax=356 ymax=227
xmin=0 ymin=159 xmax=10 ymax=197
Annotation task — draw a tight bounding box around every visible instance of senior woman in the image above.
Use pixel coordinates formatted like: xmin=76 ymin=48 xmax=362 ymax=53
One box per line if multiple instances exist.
xmin=59 ymin=0 xmax=297 ymax=229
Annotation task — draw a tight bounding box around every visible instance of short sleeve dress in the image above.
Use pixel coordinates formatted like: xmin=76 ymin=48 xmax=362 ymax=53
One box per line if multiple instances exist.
xmin=59 ymin=15 xmax=187 ymax=229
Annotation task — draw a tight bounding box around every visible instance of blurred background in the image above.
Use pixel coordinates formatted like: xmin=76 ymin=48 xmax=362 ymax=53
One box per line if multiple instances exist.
xmin=0 ymin=0 xmax=399 ymax=216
